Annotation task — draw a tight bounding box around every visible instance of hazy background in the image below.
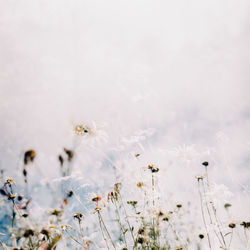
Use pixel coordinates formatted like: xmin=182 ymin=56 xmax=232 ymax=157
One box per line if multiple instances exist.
xmin=0 ymin=0 xmax=250 ymax=217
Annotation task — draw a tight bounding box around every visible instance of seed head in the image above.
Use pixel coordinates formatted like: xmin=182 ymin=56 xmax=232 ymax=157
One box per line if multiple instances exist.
xmin=6 ymin=178 xmax=16 ymax=185
xmin=58 ymin=155 xmax=64 ymax=166
xmin=50 ymin=209 xmax=62 ymax=216
xmin=148 ymin=164 xmax=159 ymax=173
xmin=127 ymin=201 xmax=138 ymax=207
xmin=23 ymin=229 xmax=34 ymax=238
xmin=176 ymin=204 xmax=182 ymax=208
xmin=195 ymin=175 xmax=204 ymax=181
xmin=95 ymin=206 xmax=101 ymax=211
xmin=114 ymin=182 xmax=122 ymax=193
xmin=229 ymin=223 xmax=236 ymax=229
xmin=73 ymin=212 xmax=84 ymax=221
xmin=202 ymin=161 xmax=209 ymax=167
xmin=163 ymin=216 xmax=169 ymax=221
xmin=241 ymin=221 xmax=250 ymax=228
xmin=199 ymin=234 xmax=204 ymax=239
xmin=224 ymin=203 xmax=232 ymax=209
xmin=137 ymin=182 xmax=143 ymax=188
xmin=24 ymin=150 xmax=36 ymax=165
xmin=64 ymin=148 xmax=74 ymax=162
xmin=92 ymin=195 xmax=101 ymax=202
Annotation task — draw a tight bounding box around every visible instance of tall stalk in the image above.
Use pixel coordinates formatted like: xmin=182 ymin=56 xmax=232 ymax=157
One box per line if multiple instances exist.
xmin=97 ymin=211 xmax=110 ymax=250
xmin=197 ymin=181 xmax=212 ymax=250
xmin=98 ymin=210 xmax=117 ymax=249
xmin=113 ymin=198 xmax=129 ymax=248
xmin=118 ymin=192 xmax=136 ymax=245
xmin=205 ymin=166 xmax=227 ymax=249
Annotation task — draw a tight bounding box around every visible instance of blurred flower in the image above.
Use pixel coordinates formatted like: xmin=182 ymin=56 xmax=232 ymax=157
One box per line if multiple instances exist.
xmin=64 ymin=148 xmax=74 ymax=162
xmin=202 ymin=161 xmax=209 ymax=167
xmin=24 ymin=149 xmax=36 ymax=165
xmin=195 ymin=175 xmax=204 ymax=181
xmin=148 ymin=164 xmax=159 ymax=173
xmin=240 ymin=221 xmax=250 ymax=228
xmin=50 ymin=209 xmax=62 ymax=217
xmin=228 ymin=223 xmax=236 ymax=229
xmin=94 ymin=206 xmax=101 ymax=212
xmin=92 ymin=195 xmax=101 ymax=203
xmin=73 ymin=212 xmax=84 ymax=222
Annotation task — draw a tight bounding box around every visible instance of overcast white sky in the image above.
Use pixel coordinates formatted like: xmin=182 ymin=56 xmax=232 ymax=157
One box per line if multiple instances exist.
xmin=0 ymin=0 xmax=250 ymax=210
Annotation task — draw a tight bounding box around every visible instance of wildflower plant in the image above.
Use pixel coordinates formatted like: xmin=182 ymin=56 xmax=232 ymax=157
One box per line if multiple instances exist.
xmin=0 ymin=128 xmax=249 ymax=250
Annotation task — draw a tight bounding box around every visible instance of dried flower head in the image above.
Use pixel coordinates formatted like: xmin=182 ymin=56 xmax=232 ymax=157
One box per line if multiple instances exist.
xmin=137 ymin=182 xmax=143 ymax=188
xmin=9 ymin=194 xmax=16 ymax=200
xmin=92 ymin=195 xmax=101 ymax=203
xmin=240 ymin=221 xmax=250 ymax=228
xmin=64 ymin=148 xmax=74 ymax=162
xmin=199 ymin=234 xmax=204 ymax=239
xmin=148 ymin=164 xmax=159 ymax=173
xmin=108 ymin=191 xmax=118 ymax=202
xmin=114 ymin=183 xmax=122 ymax=193
xmin=23 ymin=229 xmax=34 ymax=238
xmin=127 ymin=201 xmax=138 ymax=207
xmin=6 ymin=178 xmax=16 ymax=185
xmin=195 ymin=175 xmax=204 ymax=181
xmin=67 ymin=190 xmax=73 ymax=198
xmin=73 ymin=212 xmax=84 ymax=221
xmin=50 ymin=209 xmax=62 ymax=217
xmin=176 ymin=204 xmax=182 ymax=208
xmin=74 ymin=125 xmax=91 ymax=135
xmin=228 ymin=223 xmax=236 ymax=229
xmin=60 ymin=225 xmax=67 ymax=230
xmin=24 ymin=149 xmax=36 ymax=165
xmin=176 ymin=246 xmax=183 ymax=250
xmin=163 ymin=216 xmax=169 ymax=221
xmin=40 ymin=229 xmax=50 ymax=238
xmin=158 ymin=211 xmax=164 ymax=217
xmin=202 ymin=161 xmax=209 ymax=167
xmin=94 ymin=206 xmax=102 ymax=211
xmin=0 ymin=188 xmax=7 ymax=196
xmin=224 ymin=203 xmax=232 ymax=209
xmin=58 ymin=155 xmax=64 ymax=166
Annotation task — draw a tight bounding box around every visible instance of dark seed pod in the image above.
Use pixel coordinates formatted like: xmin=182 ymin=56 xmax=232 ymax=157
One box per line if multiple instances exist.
xmin=23 ymin=168 xmax=27 ymax=177
xmin=163 ymin=216 xmax=169 ymax=221
xmin=23 ymin=229 xmax=34 ymax=237
xmin=58 ymin=155 xmax=64 ymax=166
xmin=199 ymin=234 xmax=204 ymax=239
xmin=224 ymin=203 xmax=232 ymax=209
xmin=229 ymin=223 xmax=236 ymax=229
xmin=17 ymin=195 xmax=23 ymax=201
xmin=64 ymin=148 xmax=74 ymax=162
xmin=241 ymin=221 xmax=250 ymax=228
xmin=40 ymin=229 xmax=50 ymax=238
xmin=0 ymin=188 xmax=7 ymax=196
xmin=67 ymin=190 xmax=73 ymax=197
xmin=202 ymin=161 xmax=209 ymax=167
xmin=137 ymin=237 xmax=144 ymax=244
